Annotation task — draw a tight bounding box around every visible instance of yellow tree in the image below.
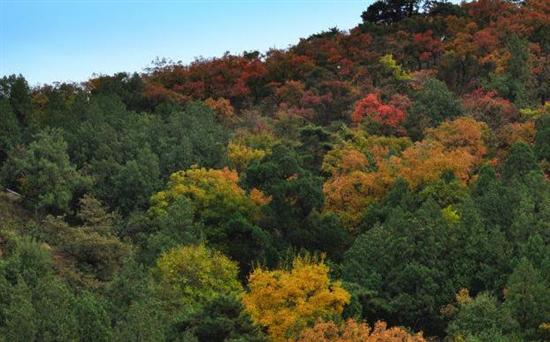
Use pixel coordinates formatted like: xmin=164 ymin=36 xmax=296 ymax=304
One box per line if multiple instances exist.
xmin=322 ymin=118 xmax=487 ymax=231
xmin=149 ymin=166 xmax=264 ymax=220
xmin=242 ymin=256 xmax=351 ymax=341
xmin=424 ymin=116 xmax=489 ymax=162
xmin=323 ymin=170 xmax=392 ymax=229
xmin=154 ymin=244 xmax=242 ymax=312
xmin=228 ymin=142 xmax=267 ymax=173
xmin=393 ymin=140 xmax=477 ymax=188
xmin=297 ymin=319 xmax=427 ymax=342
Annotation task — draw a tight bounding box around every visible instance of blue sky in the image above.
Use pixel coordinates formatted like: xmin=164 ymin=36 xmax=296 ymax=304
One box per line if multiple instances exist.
xmin=1 ymin=0 xmax=367 ymax=85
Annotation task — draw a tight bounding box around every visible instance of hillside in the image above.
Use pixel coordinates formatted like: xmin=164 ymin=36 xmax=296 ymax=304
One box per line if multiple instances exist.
xmin=0 ymin=0 xmax=549 ymax=341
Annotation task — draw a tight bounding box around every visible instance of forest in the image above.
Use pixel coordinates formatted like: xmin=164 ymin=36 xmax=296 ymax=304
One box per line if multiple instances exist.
xmin=0 ymin=0 xmax=549 ymax=341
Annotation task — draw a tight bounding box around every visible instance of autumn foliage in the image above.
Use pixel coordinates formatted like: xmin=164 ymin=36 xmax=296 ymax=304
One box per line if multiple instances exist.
xmin=352 ymin=93 xmax=408 ymax=128
xmin=242 ymin=256 xmax=351 ymax=341
xmin=1 ymin=0 xmax=549 ymax=340
xmin=298 ymin=319 xmax=426 ymax=342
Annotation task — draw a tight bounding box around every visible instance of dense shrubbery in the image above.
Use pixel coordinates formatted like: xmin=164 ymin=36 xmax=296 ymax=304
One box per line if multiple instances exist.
xmin=1 ymin=0 xmax=549 ymax=340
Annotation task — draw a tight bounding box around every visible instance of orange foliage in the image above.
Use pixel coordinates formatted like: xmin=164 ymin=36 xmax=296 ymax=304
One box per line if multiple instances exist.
xmin=463 ymin=89 xmax=518 ymax=128
xmin=425 ymin=117 xmax=489 ymax=162
xmin=323 ymin=170 xmax=391 ymax=229
xmin=497 ymin=121 xmax=536 ymax=147
xmin=204 ymin=97 xmax=235 ymax=122
xmin=242 ymin=256 xmax=350 ymax=341
xmin=352 ymin=93 xmax=408 ymax=127
xmin=297 ymin=319 xmax=426 ymax=342
xmin=323 ymin=118 xmax=487 ymax=230
xmin=392 ymin=140 xmax=477 ymax=188
xmin=146 ymin=54 xmax=267 ymax=103
xmin=413 ymin=30 xmax=443 ymax=63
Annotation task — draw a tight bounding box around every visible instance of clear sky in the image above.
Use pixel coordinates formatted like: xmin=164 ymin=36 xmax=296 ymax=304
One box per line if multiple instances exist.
xmin=1 ymin=0 xmax=367 ymax=86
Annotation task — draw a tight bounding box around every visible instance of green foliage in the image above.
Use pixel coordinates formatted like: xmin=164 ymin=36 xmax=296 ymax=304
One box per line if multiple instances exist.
xmin=168 ymin=295 xmax=267 ymax=342
xmin=112 ymin=145 xmax=161 ymax=215
xmin=0 ymin=98 xmax=22 ymax=162
xmin=504 ymin=259 xmax=550 ymax=340
xmin=74 ymin=292 xmax=113 ymax=342
xmin=153 ymin=244 xmax=242 ymax=313
xmin=1 ymin=128 xmax=91 ymax=214
xmin=501 ymin=142 xmax=541 ymax=182
xmin=157 ymin=102 xmax=228 ymax=174
xmin=41 ymin=195 xmax=131 ymax=284
xmin=33 ymin=276 xmax=78 ymax=341
xmin=534 ymin=114 xmax=550 ymax=162
xmin=1 ymin=277 xmax=37 ymax=342
xmin=406 ymin=78 xmax=463 ymax=139
xmin=447 ymin=292 xmax=517 ymax=342
xmin=379 ymin=54 xmax=412 ymax=81
xmin=113 ymin=299 xmax=166 ymax=342
xmin=244 ymin=144 xmax=324 ymax=238
xmin=0 ymin=2 xmax=549 ymax=340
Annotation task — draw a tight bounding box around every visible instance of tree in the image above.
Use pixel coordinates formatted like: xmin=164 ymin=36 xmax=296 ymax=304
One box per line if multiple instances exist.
xmin=142 ymin=196 xmax=201 ymax=262
xmin=351 ymin=93 xmax=408 ymax=131
xmin=113 ymin=299 xmax=167 ymax=342
xmin=362 ymin=0 xmax=421 ymax=24
xmin=298 ymin=319 xmax=426 ymax=342
xmin=111 ymin=145 xmax=161 ymax=215
xmin=501 ymin=142 xmax=541 ymax=182
xmin=156 ymin=102 xmax=228 ymax=175
xmin=406 ymin=78 xmax=462 ymax=139
xmin=41 ymin=195 xmax=131 ymax=284
xmin=446 ymin=291 xmax=517 ymax=342
xmin=149 ymin=167 xmax=271 ymax=272
xmin=298 ymin=125 xmax=333 ymax=172
xmin=489 ymin=35 xmax=534 ymax=107
xmin=1 ymin=277 xmax=37 ymax=342
xmin=74 ymin=291 xmax=113 ymax=342
xmin=242 ymin=255 xmax=351 ymax=341
xmin=535 ymin=114 xmax=550 ymax=163
xmin=0 ymin=98 xmax=22 ymax=162
xmin=227 ymin=142 xmax=267 ymax=173
xmin=244 ymin=144 xmax=324 ymax=239
xmin=0 ymin=74 xmax=33 ymax=126
xmin=33 ymin=276 xmax=78 ymax=341
xmin=169 ymin=295 xmax=267 ymax=342
xmin=462 ymin=90 xmax=518 ymax=130
xmin=150 ymin=167 xmax=260 ymax=222
xmin=153 ymin=244 xmax=242 ymax=313
xmin=504 ymin=259 xmax=550 ymax=340
xmin=1 ymin=128 xmax=91 ymax=214
xmin=424 ymin=116 xmax=488 ymax=162
xmin=342 ymin=199 xmax=468 ymax=335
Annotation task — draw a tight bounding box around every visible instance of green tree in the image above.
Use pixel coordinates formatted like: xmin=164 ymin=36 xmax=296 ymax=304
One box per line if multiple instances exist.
xmin=504 ymin=259 xmax=550 ymax=340
xmin=406 ymin=78 xmax=463 ymax=139
xmin=244 ymin=144 xmax=324 ymax=243
xmin=489 ymin=35 xmax=534 ymax=107
xmin=156 ymin=102 xmax=228 ymax=175
xmin=1 ymin=277 xmax=37 ymax=342
xmin=74 ymin=291 xmax=113 ymax=342
xmin=534 ymin=114 xmax=550 ymax=162
xmin=112 ymin=145 xmax=161 ymax=215
xmin=153 ymin=244 xmax=242 ymax=313
xmin=41 ymin=195 xmax=131 ymax=283
xmin=502 ymin=142 xmax=541 ymax=182
xmin=143 ymin=197 xmax=201 ymax=263
xmin=0 ymin=74 xmax=33 ymax=126
xmin=1 ymin=128 xmax=91 ymax=214
xmin=447 ymin=292 xmax=517 ymax=342
xmin=33 ymin=276 xmax=78 ymax=341
xmin=114 ymin=299 xmax=166 ymax=342
xmin=169 ymin=295 xmax=267 ymax=342
xmin=0 ymin=98 xmax=22 ymax=162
